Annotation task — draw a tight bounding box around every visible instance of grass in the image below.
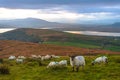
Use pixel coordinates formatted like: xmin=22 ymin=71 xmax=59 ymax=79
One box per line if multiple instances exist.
xmin=44 ymin=41 xmax=120 ymax=51
xmin=0 ymin=55 xmax=120 ymax=80
xmin=44 ymin=41 xmax=100 ymax=49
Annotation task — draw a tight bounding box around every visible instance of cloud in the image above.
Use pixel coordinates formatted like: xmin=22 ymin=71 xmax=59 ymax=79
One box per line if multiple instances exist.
xmin=0 ymin=0 xmax=120 ymax=9
xmin=0 ymin=8 xmax=119 ymax=24
xmin=103 ymin=6 xmax=120 ymax=9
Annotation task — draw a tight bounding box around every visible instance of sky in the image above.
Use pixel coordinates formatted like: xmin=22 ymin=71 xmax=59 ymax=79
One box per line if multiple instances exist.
xmin=0 ymin=0 xmax=120 ymax=24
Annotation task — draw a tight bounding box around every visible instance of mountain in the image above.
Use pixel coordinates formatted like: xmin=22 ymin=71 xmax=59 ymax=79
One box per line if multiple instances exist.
xmin=0 ymin=28 xmax=119 ymax=52
xmin=54 ymin=22 xmax=120 ymax=32
xmin=0 ymin=28 xmax=119 ymax=44
xmin=110 ymin=22 xmax=120 ymax=27
xmin=0 ymin=18 xmax=120 ymax=32
xmin=0 ymin=28 xmax=71 ymax=42
xmin=0 ymin=18 xmax=77 ymax=29
xmin=0 ymin=28 xmax=42 ymax=43
xmin=0 ymin=24 xmax=14 ymax=28
xmin=0 ymin=18 xmax=52 ymax=28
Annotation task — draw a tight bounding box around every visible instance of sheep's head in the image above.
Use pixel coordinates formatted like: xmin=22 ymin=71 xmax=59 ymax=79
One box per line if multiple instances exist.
xmin=91 ymin=61 xmax=95 ymax=65
xmin=105 ymin=58 xmax=108 ymax=63
xmin=69 ymin=55 xmax=76 ymax=61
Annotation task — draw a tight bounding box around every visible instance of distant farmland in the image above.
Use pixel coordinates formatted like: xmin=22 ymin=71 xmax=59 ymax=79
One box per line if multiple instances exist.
xmin=0 ymin=28 xmax=120 ymax=52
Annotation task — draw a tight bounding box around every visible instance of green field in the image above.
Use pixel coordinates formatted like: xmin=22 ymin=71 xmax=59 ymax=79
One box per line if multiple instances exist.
xmin=1 ymin=28 xmax=120 ymax=52
xmin=0 ymin=55 xmax=120 ymax=80
xmin=44 ymin=41 xmax=120 ymax=51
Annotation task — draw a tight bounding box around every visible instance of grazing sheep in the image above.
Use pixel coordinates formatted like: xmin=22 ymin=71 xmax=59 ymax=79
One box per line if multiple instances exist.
xmin=8 ymin=56 xmax=16 ymax=60
xmin=31 ymin=55 xmax=37 ymax=58
xmin=59 ymin=60 xmax=67 ymax=67
xmin=38 ymin=55 xmax=42 ymax=58
xmin=41 ymin=55 xmax=52 ymax=61
xmin=18 ymin=56 xmax=26 ymax=59
xmin=70 ymin=55 xmax=85 ymax=72
xmin=16 ymin=58 xmax=23 ymax=63
xmin=47 ymin=61 xmax=59 ymax=68
xmin=92 ymin=56 xmax=108 ymax=65
xmin=51 ymin=55 xmax=60 ymax=58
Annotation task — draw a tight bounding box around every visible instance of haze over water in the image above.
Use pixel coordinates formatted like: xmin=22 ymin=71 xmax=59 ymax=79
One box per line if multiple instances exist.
xmin=65 ymin=31 xmax=120 ymax=37
xmin=0 ymin=28 xmax=120 ymax=37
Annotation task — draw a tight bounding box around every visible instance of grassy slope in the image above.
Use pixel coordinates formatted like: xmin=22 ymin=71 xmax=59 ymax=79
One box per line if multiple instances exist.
xmin=1 ymin=40 xmax=120 ymax=58
xmin=0 ymin=55 xmax=120 ymax=80
xmin=44 ymin=41 xmax=120 ymax=52
xmin=25 ymin=28 xmax=120 ymax=51
xmin=1 ymin=28 xmax=120 ymax=51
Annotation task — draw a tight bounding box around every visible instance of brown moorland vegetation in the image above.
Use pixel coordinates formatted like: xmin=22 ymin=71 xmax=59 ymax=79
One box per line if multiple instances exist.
xmin=0 ymin=40 xmax=119 ymax=58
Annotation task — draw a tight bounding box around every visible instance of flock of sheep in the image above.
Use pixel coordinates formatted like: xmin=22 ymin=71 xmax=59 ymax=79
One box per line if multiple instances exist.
xmin=8 ymin=55 xmax=108 ymax=72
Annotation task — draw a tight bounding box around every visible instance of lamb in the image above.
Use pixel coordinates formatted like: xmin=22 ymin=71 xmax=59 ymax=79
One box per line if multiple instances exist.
xmin=18 ymin=56 xmax=26 ymax=59
xmin=58 ymin=60 xmax=67 ymax=67
xmin=16 ymin=58 xmax=24 ymax=63
xmin=91 ymin=56 xmax=108 ymax=65
xmin=70 ymin=55 xmax=85 ymax=72
xmin=47 ymin=61 xmax=59 ymax=68
xmin=31 ymin=55 xmax=38 ymax=58
xmin=38 ymin=55 xmax=42 ymax=58
xmin=51 ymin=55 xmax=60 ymax=58
xmin=47 ymin=60 xmax=67 ymax=68
xmin=41 ymin=55 xmax=52 ymax=61
xmin=8 ymin=55 xmax=16 ymax=60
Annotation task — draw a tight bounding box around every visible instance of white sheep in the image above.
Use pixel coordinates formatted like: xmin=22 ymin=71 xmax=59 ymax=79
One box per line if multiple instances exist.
xmin=31 ymin=55 xmax=38 ymax=58
xmin=70 ymin=55 xmax=85 ymax=72
xmin=51 ymin=55 xmax=60 ymax=58
xmin=47 ymin=61 xmax=59 ymax=68
xmin=41 ymin=55 xmax=52 ymax=61
xmin=38 ymin=55 xmax=42 ymax=58
xmin=59 ymin=60 xmax=67 ymax=67
xmin=8 ymin=55 xmax=16 ymax=60
xmin=18 ymin=56 xmax=26 ymax=59
xmin=16 ymin=58 xmax=24 ymax=63
xmin=92 ymin=56 xmax=108 ymax=65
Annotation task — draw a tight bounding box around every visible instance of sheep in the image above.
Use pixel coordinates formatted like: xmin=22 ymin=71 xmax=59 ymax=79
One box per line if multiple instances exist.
xmin=58 ymin=60 xmax=67 ymax=67
xmin=51 ymin=55 xmax=60 ymax=58
xmin=31 ymin=55 xmax=38 ymax=58
xmin=18 ymin=56 xmax=26 ymax=59
xmin=91 ymin=56 xmax=108 ymax=65
xmin=16 ymin=58 xmax=24 ymax=63
xmin=8 ymin=56 xmax=16 ymax=60
xmin=47 ymin=61 xmax=59 ymax=68
xmin=70 ymin=55 xmax=85 ymax=72
xmin=41 ymin=55 xmax=52 ymax=61
xmin=38 ymin=55 xmax=42 ymax=58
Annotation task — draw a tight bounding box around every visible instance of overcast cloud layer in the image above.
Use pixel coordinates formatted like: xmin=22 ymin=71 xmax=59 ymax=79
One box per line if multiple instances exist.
xmin=0 ymin=0 xmax=120 ymax=24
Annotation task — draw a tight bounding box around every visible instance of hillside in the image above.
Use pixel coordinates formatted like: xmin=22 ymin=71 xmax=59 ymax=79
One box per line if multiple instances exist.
xmin=0 ymin=28 xmax=117 ymax=42
xmin=0 ymin=40 xmax=119 ymax=58
xmin=0 ymin=28 xmax=41 ymax=43
xmin=0 ymin=28 xmax=120 ymax=51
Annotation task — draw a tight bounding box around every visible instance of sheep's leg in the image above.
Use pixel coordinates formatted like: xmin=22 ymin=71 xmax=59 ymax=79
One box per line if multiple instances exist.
xmin=72 ymin=67 xmax=74 ymax=72
xmin=82 ymin=65 xmax=84 ymax=70
xmin=76 ymin=66 xmax=79 ymax=72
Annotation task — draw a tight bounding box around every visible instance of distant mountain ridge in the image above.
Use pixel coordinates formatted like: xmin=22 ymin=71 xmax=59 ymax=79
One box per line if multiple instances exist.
xmin=110 ymin=22 xmax=120 ymax=27
xmin=0 ymin=18 xmax=53 ymax=28
xmin=0 ymin=18 xmax=120 ymax=32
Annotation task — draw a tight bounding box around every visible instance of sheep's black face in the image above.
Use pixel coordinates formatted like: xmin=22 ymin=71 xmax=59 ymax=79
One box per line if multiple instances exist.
xmin=105 ymin=59 xmax=108 ymax=63
xmin=91 ymin=61 xmax=95 ymax=66
xmin=69 ymin=56 xmax=76 ymax=61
